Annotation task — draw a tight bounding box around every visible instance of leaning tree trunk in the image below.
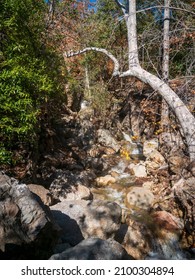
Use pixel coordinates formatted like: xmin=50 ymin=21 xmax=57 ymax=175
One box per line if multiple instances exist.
xmin=122 ymin=66 xmax=195 ymax=160
xmin=65 ymin=0 xmax=195 ymax=161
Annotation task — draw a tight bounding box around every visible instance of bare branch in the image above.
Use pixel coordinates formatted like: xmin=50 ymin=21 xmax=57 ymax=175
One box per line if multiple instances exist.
xmin=114 ymin=0 xmax=127 ymax=15
xmin=114 ymin=0 xmax=126 ymax=10
xmin=137 ymin=5 xmax=195 ymax=16
xmin=64 ymin=47 xmax=120 ymax=76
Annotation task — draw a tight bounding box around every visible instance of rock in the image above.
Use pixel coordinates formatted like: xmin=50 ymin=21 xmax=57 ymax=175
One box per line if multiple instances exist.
xmin=62 ymin=184 xmax=93 ymax=201
xmin=49 ymin=237 xmax=133 ymax=260
xmin=95 ymin=175 xmax=116 ymax=187
xmin=143 ymin=138 xmax=159 ymax=157
xmin=152 ymin=211 xmax=184 ymax=233
xmin=168 ymin=155 xmax=186 ymax=174
xmin=187 ymin=160 xmax=195 ymax=176
xmin=142 ymin=181 xmax=155 ymax=190
xmin=115 ymin=222 xmax=151 ymax=260
xmin=0 ymin=173 xmax=60 ymax=259
xmin=50 ymin=200 xmax=121 ymax=245
xmin=185 ymin=177 xmax=195 ymax=188
xmin=53 ymin=243 xmax=71 ymax=254
xmin=97 ymin=129 xmax=120 ymax=152
xmin=172 ymin=178 xmax=195 ymax=247
xmin=125 ymin=187 xmax=154 ymax=209
xmin=128 ymin=162 xmax=147 ymax=178
xmin=27 ymin=184 xmax=54 ymax=206
xmin=49 ymin=170 xmax=96 ymax=200
xmin=145 ymin=150 xmax=166 ymax=173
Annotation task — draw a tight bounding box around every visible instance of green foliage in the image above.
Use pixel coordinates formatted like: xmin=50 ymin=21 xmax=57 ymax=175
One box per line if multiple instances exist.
xmin=0 ymin=0 xmax=66 ymax=165
xmin=89 ymin=82 xmax=111 ymax=117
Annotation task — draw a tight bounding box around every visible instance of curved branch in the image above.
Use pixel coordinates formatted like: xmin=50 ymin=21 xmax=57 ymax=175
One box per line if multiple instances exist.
xmin=64 ymin=47 xmax=120 ymax=76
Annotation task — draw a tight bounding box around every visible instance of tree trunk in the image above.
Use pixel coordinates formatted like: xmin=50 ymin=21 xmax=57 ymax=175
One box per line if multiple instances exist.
xmin=65 ymin=0 xmax=195 ymax=161
xmin=161 ymin=0 xmax=171 ymax=131
xmin=125 ymin=0 xmax=139 ymax=67
xmin=124 ymin=0 xmax=195 ymax=160
xmin=123 ymin=66 xmax=195 ymax=160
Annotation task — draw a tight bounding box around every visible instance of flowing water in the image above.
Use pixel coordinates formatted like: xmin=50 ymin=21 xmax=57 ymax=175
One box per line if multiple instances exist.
xmin=91 ymin=154 xmax=188 ymax=260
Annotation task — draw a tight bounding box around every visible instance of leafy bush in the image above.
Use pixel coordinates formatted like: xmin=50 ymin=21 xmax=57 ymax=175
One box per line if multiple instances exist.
xmin=0 ymin=0 xmax=66 ymax=165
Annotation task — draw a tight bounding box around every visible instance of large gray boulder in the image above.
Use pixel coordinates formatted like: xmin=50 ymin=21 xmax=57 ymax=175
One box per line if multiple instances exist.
xmin=97 ymin=129 xmax=121 ymax=152
xmin=49 ymin=237 xmax=133 ymax=260
xmin=0 ymin=173 xmax=59 ymax=259
xmin=50 ymin=200 xmax=121 ymax=245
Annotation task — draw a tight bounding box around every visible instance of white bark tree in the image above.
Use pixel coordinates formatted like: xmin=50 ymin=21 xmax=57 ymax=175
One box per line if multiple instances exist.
xmin=161 ymin=0 xmax=170 ymax=130
xmin=65 ymin=0 xmax=195 ymax=161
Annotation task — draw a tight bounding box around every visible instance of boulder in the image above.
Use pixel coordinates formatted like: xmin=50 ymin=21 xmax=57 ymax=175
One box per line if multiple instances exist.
xmin=143 ymin=138 xmax=159 ymax=157
xmin=0 ymin=173 xmax=59 ymax=259
xmin=49 ymin=169 xmax=95 ymax=201
xmin=152 ymin=211 xmax=184 ymax=233
xmin=50 ymin=200 xmax=121 ymax=245
xmin=145 ymin=150 xmax=166 ymax=173
xmin=115 ymin=222 xmax=151 ymax=260
xmin=64 ymin=184 xmax=92 ymax=201
xmin=49 ymin=237 xmax=133 ymax=260
xmin=97 ymin=129 xmax=120 ymax=152
xmin=128 ymin=162 xmax=147 ymax=178
xmin=168 ymin=155 xmax=186 ymax=174
xmin=95 ymin=175 xmax=116 ymax=187
xmin=27 ymin=184 xmax=55 ymax=206
xmin=125 ymin=187 xmax=154 ymax=210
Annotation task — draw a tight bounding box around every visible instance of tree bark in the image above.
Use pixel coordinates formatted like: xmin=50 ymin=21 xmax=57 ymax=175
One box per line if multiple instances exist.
xmin=161 ymin=0 xmax=171 ymax=131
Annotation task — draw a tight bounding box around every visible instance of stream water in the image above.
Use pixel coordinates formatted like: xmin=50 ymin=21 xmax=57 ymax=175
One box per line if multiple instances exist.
xmin=91 ymin=153 xmax=187 ymax=260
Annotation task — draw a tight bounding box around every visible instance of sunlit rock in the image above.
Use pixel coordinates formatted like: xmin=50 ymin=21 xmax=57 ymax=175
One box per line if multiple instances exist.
xmin=95 ymin=174 xmax=116 ymax=187
xmin=50 ymin=200 xmax=122 ymax=245
xmin=125 ymin=186 xmax=154 ymax=210
xmin=143 ymin=138 xmax=159 ymax=157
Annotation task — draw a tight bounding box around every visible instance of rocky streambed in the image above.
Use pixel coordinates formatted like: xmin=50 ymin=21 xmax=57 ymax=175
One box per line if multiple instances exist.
xmin=0 ymin=106 xmax=194 ymax=260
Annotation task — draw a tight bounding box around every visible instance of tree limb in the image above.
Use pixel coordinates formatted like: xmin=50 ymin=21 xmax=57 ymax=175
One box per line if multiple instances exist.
xmin=137 ymin=5 xmax=195 ymax=16
xmin=64 ymin=47 xmax=120 ymax=76
xmin=114 ymin=0 xmax=126 ymax=10
xmin=114 ymin=0 xmax=127 ymax=14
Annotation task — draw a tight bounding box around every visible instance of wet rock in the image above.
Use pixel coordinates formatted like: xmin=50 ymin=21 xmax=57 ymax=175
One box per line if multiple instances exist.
xmin=95 ymin=175 xmax=116 ymax=187
xmin=63 ymin=184 xmax=93 ymax=201
xmin=125 ymin=187 xmax=154 ymax=210
xmin=0 ymin=173 xmax=59 ymax=259
xmin=27 ymin=184 xmax=55 ymax=206
xmin=50 ymin=200 xmax=121 ymax=245
xmin=97 ymin=129 xmax=120 ymax=152
xmin=128 ymin=162 xmax=147 ymax=178
xmin=143 ymin=138 xmax=159 ymax=157
xmin=49 ymin=237 xmax=133 ymax=260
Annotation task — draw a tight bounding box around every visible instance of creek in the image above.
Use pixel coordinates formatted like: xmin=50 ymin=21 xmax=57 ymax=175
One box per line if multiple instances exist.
xmin=90 ymin=150 xmax=187 ymax=260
